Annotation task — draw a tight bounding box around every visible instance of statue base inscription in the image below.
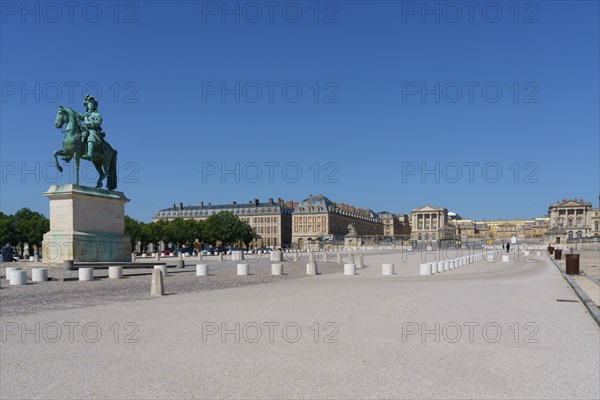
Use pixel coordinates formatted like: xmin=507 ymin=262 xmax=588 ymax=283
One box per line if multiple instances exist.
xmin=42 ymin=184 xmax=131 ymax=263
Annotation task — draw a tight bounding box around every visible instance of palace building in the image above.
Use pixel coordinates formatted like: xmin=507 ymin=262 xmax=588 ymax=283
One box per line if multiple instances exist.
xmin=153 ymin=198 xmax=293 ymax=247
xmin=545 ymin=199 xmax=600 ymax=244
xmin=410 ymin=205 xmax=450 ymax=243
xmin=291 ymin=194 xmax=383 ymax=249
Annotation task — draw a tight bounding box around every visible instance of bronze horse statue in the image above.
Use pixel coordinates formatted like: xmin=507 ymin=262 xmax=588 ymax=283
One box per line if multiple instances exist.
xmin=53 ymin=105 xmax=118 ymax=190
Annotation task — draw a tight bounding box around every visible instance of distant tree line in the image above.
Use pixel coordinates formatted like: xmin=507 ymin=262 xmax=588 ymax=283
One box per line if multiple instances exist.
xmin=125 ymin=211 xmax=257 ymax=251
xmin=0 ymin=208 xmax=50 ymax=256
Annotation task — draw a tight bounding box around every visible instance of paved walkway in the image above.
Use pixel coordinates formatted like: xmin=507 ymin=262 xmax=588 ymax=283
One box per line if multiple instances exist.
xmin=1 ymin=251 xmax=598 ymax=399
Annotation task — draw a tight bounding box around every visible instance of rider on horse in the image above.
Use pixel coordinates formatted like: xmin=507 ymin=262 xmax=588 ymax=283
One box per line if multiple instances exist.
xmin=78 ymin=94 xmax=106 ymax=160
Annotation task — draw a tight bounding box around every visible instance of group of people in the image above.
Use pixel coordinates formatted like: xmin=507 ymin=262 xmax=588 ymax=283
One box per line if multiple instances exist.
xmin=1 ymin=244 xmax=15 ymax=262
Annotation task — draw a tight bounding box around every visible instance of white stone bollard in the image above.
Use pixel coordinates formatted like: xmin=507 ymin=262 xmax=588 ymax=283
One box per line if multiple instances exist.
xmin=32 ymin=268 xmax=48 ymax=282
xmin=443 ymin=261 xmax=449 ymax=271
xmin=270 ymin=251 xmax=282 ymax=262
xmin=10 ymin=270 xmax=27 ymax=285
xmin=419 ymin=263 xmax=431 ymax=275
xmin=382 ymin=263 xmax=395 ymax=275
xmin=151 ymin=269 xmax=164 ymax=296
xmin=429 ymin=262 xmax=437 ymax=275
xmin=502 ymin=255 xmax=509 ymax=262
xmin=79 ymin=268 xmax=94 ymax=281
xmin=450 ymin=260 xmax=455 ymax=269
xmin=306 ymin=263 xmax=317 ymax=275
xmin=108 ymin=266 xmax=123 ymax=279
xmin=5 ymin=267 xmax=21 ymax=280
xmin=154 ymin=265 xmax=167 ymax=277
xmin=196 ymin=264 xmax=208 ymax=276
xmin=437 ymin=262 xmax=444 ymax=273
xmin=271 ymin=263 xmax=283 ymax=275
xmin=237 ymin=263 xmax=249 ymax=276
xmin=344 ymin=263 xmax=356 ymax=275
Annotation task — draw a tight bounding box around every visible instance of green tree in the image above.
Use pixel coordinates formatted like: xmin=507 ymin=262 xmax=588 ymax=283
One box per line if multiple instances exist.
xmin=204 ymin=212 xmax=256 ymax=247
xmin=0 ymin=212 xmax=16 ymax=245
xmin=125 ymin=215 xmax=144 ymax=249
xmin=12 ymin=208 xmax=49 ymax=246
xmin=204 ymin=212 xmax=239 ymax=245
xmin=144 ymin=220 xmax=169 ymax=247
xmin=238 ymin=220 xmax=257 ymax=247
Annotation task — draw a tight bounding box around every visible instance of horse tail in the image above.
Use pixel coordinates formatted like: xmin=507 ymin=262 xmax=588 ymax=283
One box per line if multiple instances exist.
xmin=107 ymin=149 xmax=118 ymax=190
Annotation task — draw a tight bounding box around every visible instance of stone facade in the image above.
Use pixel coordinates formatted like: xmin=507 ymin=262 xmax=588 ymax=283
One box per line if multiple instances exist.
xmin=410 ymin=205 xmax=450 ymax=243
xmin=545 ymin=199 xmax=600 ymax=244
xmin=291 ymin=194 xmax=383 ymax=249
xmin=379 ymin=212 xmax=410 ymax=237
xmin=153 ymin=198 xmax=293 ymax=248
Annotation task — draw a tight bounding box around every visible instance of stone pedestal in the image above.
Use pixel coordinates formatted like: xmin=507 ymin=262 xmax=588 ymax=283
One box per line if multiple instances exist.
xmin=42 ymin=185 xmax=131 ymax=263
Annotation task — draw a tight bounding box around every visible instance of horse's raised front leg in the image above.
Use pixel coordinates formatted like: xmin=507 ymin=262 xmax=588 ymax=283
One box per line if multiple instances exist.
xmin=74 ymin=154 xmax=81 ymax=186
xmin=53 ymin=150 xmax=66 ymax=173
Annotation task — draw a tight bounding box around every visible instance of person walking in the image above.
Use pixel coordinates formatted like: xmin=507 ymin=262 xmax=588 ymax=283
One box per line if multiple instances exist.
xmin=506 ymin=242 xmax=510 ymax=253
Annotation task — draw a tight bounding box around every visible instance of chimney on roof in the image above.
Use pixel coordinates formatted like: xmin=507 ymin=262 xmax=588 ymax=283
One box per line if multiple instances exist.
xmin=208 ymin=202 xmax=211 ymax=206
xmin=173 ymin=203 xmax=176 ymax=209
xmin=268 ymin=198 xmax=274 ymax=205
xmin=200 ymin=201 xmax=204 ymax=209
xmin=254 ymin=199 xmax=259 ymax=207
xmin=232 ymin=201 xmax=237 ymax=205
xmin=179 ymin=202 xmax=183 ymax=210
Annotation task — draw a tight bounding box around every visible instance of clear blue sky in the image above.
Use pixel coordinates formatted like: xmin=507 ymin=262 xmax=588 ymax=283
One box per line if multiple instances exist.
xmin=1 ymin=1 xmax=598 ymax=222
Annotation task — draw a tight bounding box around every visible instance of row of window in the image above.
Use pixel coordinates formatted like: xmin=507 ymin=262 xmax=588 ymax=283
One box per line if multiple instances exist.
xmin=416 ymin=223 xmax=438 ymax=230
xmin=557 ymin=217 xmax=585 ymax=228
xmin=558 ymin=209 xmax=585 ymax=215
xmin=255 ymin=226 xmax=278 ymax=234
xmin=160 ymin=208 xmax=285 ymax=218
xmin=294 ymin=225 xmax=327 ymax=233
xmin=249 ymin=217 xmax=279 ymax=224
xmin=294 ymin=216 xmax=327 ymax=224
xmin=417 ymin=233 xmax=437 ymax=241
